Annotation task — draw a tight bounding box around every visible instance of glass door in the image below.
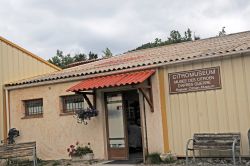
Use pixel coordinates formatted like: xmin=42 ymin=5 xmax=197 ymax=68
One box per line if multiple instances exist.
xmin=106 ymin=93 xmax=128 ymax=160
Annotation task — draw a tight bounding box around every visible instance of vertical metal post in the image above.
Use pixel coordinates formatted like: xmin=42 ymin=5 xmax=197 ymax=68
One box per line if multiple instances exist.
xmin=232 ymin=139 xmax=237 ymax=166
xmin=248 ymin=129 xmax=250 ymax=155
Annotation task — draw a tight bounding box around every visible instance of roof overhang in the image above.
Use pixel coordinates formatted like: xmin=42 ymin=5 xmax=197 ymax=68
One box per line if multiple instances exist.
xmin=66 ymin=69 xmax=155 ymax=92
xmin=5 ymin=50 xmax=250 ymax=91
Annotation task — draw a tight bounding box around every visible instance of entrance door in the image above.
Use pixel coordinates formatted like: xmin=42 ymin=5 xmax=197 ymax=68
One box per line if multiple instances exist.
xmin=106 ymin=93 xmax=128 ymax=160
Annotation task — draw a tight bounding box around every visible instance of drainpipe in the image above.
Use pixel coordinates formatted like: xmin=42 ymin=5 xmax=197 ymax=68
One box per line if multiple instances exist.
xmin=5 ymin=89 xmax=10 ymax=138
xmin=142 ymin=96 xmax=149 ymax=157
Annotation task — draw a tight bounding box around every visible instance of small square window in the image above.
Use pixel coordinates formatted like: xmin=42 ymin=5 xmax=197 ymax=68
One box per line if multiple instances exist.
xmin=61 ymin=95 xmax=84 ymax=113
xmin=24 ymin=99 xmax=43 ymax=116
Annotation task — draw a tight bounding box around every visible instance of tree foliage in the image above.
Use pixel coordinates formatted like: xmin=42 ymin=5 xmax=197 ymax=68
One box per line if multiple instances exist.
xmin=219 ymin=27 xmax=226 ymax=36
xmin=130 ymin=28 xmax=194 ymax=51
xmin=48 ymin=50 xmax=98 ymax=69
xmin=102 ymin=48 xmax=113 ymax=58
xmin=88 ymin=51 xmax=98 ymax=60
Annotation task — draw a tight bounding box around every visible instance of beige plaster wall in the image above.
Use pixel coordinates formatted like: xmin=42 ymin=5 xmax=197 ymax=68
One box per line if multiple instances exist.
xmin=140 ymin=72 xmax=164 ymax=154
xmin=0 ymin=39 xmax=60 ymax=142
xmin=90 ymin=80 xmax=164 ymax=155
xmin=164 ymin=54 xmax=250 ymax=156
xmin=8 ymin=71 xmax=166 ymax=160
xmin=9 ymin=81 xmax=106 ymax=160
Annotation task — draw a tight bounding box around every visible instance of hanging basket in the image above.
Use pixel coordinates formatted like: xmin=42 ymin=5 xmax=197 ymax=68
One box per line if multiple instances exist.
xmin=74 ymin=108 xmax=98 ymax=125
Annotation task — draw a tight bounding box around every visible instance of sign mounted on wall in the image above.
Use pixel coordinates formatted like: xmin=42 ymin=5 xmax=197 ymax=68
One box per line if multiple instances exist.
xmin=168 ymin=67 xmax=221 ymax=94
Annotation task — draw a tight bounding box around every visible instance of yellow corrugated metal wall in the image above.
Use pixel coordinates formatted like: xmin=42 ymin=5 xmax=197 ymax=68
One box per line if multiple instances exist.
xmin=0 ymin=39 xmax=59 ymax=142
xmin=164 ymin=54 xmax=250 ymax=156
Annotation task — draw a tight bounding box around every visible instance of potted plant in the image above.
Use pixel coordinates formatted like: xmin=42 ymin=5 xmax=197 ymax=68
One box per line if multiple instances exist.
xmin=74 ymin=108 xmax=98 ymax=125
xmin=67 ymin=142 xmax=94 ymax=161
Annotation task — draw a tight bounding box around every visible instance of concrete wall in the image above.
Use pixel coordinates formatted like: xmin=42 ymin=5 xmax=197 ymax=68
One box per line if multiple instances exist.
xmin=9 ymin=81 xmax=106 ymax=160
xmin=0 ymin=38 xmax=59 ymax=142
xmin=163 ymin=54 xmax=250 ymax=156
xmin=8 ymin=75 xmax=163 ymax=160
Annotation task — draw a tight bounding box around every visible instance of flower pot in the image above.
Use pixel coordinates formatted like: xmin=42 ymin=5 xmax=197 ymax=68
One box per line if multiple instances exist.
xmin=82 ymin=153 xmax=94 ymax=160
xmin=71 ymin=156 xmax=84 ymax=162
xmin=71 ymin=153 xmax=94 ymax=161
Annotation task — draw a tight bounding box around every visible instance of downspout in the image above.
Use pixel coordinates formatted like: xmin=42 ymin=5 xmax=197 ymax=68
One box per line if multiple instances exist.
xmin=142 ymin=96 xmax=149 ymax=158
xmin=5 ymin=88 xmax=10 ymax=138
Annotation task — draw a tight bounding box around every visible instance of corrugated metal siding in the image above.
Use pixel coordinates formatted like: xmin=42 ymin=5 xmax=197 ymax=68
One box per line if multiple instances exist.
xmin=0 ymin=40 xmax=59 ymax=141
xmin=164 ymin=54 xmax=250 ymax=156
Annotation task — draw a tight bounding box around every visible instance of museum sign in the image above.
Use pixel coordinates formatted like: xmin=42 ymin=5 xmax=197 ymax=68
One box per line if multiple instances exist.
xmin=168 ymin=67 xmax=221 ymax=94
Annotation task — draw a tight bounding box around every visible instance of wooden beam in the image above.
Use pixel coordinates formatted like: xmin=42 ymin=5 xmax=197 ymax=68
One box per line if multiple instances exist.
xmin=75 ymin=91 xmax=95 ymax=95
xmin=76 ymin=92 xmax=96 ymax=109
xmin=133 ymin=85 xmax=151 ymax=89
xmin=82 ymin=93 xmax=94 ymax=109
xmin=138 ymin=88 xmax=154 ymax=112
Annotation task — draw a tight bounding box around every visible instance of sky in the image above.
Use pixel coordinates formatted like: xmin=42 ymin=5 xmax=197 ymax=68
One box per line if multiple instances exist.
xmin=0 ymin=0 xmax=250 ymax=60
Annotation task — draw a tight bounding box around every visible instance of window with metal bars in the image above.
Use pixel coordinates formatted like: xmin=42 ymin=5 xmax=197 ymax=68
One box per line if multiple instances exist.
xmin=24 ymin=99 xmax=43 ymax=116
xmin=61 ymin=95 xmax=84 ymax=113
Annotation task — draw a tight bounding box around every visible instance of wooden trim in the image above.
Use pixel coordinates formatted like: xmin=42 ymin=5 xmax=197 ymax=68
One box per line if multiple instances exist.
xmin=133 ymin=85 xmax=151 ymax=89
xmin=0 ymin=36 xmax=61 ymax=71
xmin=23 ymin=98 xmax=43 ymax=116
xmin=59 ymin=112 xmax=75 ymax=116
xmin=76 ymin=92 xmax=96 ymax=109
xmin=138 ymin=88 xmax=154 ymax=112
xmin=82 ymin=94 xmax=93 ymax=109
xmin=21 ymin=114 xmax=43 ymax=119
xmin=60 ymin=94 xmax=84 ymax=113
xmin=105 ymin=92 xmax=129 ymax=160
xmin=158 ymin=68 xmax=170 ymax=153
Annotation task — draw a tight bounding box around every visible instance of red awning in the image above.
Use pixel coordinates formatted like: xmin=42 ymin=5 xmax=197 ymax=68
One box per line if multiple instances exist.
xmin=67 ymin=69 xmax=155 ymax=92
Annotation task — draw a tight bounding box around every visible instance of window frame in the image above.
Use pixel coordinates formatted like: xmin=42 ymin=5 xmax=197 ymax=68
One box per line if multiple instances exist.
xmin=60 ymin=94 xmax=84 ymax=114
xmin=23 ymin=98 xmax=43 ymax=118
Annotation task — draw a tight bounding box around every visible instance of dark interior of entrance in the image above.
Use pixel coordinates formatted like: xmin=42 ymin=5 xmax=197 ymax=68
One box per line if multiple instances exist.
xmin=123 ymin=90 xmax=143 ymax=161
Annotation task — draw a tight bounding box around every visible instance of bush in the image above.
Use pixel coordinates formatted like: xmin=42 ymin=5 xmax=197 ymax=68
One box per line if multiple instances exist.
xmin=146 ymin=152 xmax=161 ymax=164
xmin=160 ymin=152 xmax=177 ymax=164
xmin=75 ymin=146 xmax=93 ymax=156
xmin=67 ymin=142 xmax=93 ymax=157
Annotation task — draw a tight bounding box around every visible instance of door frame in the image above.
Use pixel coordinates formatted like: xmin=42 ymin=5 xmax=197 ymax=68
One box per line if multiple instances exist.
xmin=104 ymin=92 xmax=129 ymax=160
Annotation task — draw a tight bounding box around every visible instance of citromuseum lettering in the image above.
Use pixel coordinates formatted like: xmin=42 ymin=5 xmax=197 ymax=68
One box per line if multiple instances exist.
xmin=168 ymin=67 xmax=221 ymax=94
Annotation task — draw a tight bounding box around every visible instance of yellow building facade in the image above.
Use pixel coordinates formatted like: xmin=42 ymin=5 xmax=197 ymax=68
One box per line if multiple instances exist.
xmin=4 ymin=31 xmax=250 ymax=160
xmin=0 ymin=36 xmax=60 ymax=141
xmin=163 ymin=54 xmax=250 ymax=156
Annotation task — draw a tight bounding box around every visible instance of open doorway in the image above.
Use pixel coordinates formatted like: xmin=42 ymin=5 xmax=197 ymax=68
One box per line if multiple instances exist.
xmin=123 ymin=90 xmax=143 ymax=162
xmin=105 ymin=90 xmax=143 ymax=163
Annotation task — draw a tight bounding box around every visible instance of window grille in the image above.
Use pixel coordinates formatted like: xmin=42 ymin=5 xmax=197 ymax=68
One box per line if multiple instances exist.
xmin=24 ymin=99 xmax=43 ymax=116
xmin=61 ymin=95 xmax=84 ymax=112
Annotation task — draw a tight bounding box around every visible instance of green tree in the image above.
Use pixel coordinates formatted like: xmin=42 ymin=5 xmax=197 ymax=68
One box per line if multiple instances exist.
xmin=168 ymin=30 xmax=182 ymax=43
xmin=88 ymin=51 xmax=98 ymax=60
xmin=184 ymin=28 xmax=192 ymax=41
xmin=48 ymin=50 xmax=73 ymax=68
xmin=219 ymin=27 xmax=226 ymax=36
xmin=48 ymin=50 xmax=89 ymax=69
xmin=102 ymin=48 xmax=113 ymax=58
xmin=74 ymin=53 xmax=87 ymax=62
xmin=131 ymin=28 xmax=195 ymax=51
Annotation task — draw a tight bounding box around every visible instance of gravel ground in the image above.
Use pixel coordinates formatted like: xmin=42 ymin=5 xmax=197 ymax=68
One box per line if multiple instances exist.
xmin=1 ymin=158 xmax=250 ymax=166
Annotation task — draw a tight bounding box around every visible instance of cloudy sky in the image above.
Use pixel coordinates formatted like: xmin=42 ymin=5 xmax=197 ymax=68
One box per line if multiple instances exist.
xmin=0 ymin=0 xmax=250 ymax=60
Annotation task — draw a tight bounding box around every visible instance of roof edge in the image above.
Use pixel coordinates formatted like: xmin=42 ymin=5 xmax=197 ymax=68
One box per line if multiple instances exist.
xmin=124 ymin=30 xmax=250 ymax=55
xmin=0 ymin=36 xmax=61 ymax=71
xmin=5 ymin=50 xmax=249 ymax=91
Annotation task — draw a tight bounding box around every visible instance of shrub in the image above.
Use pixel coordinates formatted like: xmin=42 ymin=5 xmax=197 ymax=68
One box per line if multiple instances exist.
xmin=160 ymin=152 xmax=177 ymax=164
xmin=67 ymin=142 xmax=93 ymax=157
xmin=146 ymin=152 xmax=162 ymax=164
